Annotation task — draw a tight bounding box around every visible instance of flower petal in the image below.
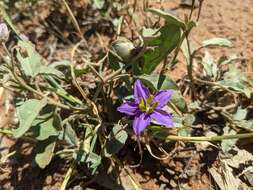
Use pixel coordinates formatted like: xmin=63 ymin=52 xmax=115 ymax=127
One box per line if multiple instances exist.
xmin=117 ymin=101 xmax=138 ymax=116
xmin=134 ymin=80 xmax=150 ymax=103
xmin=150 ymin=109 xmax=173 ymax=127
xmin=133 ymin=113 xmax=151 ymax=135
xmin=152 ymin=90 xmax=173 ymax=108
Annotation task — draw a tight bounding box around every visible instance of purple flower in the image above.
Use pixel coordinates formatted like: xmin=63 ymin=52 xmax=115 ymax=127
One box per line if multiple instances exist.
xmin=117 ymin=80 xmax=174 ymax=135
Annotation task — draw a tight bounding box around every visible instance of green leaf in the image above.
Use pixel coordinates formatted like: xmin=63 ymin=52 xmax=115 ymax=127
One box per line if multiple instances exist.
xmin=183 ymin=114 xmax=195 ymax=127
xmin=137 ymin=73 xmax=178 ymax=91
xmin=181 ymin=39 xmax=197 ymax=65
xmin=218 ymin=54 xmax=240 ymax=66
xmin=218 ymin=81 xmax=251 ymax=98
xmin=170 ymin=91 xmax=187 ymax=112
xmin=94 ymin=0 xmax=105 ymax=9
xmin=221 ymin=127 xmax=237 ymax=152
xmin=50 ymin=60 xmax=71 ymax=68
xmin=108 ymin=51 xmax=123 ymax=71
xmin=148 ymin=125 xmax=171 ymax=139
xmin=46 ymin=76 xmax=83 ymax=106
xmin=59 ymin=122 xmax=78 ymax=146
xmin=201 ymin=51 xmax=217 ymax=77
xmin=147 ymin=8 xmax=185 ymax=29
xmin=218 ymin=65 xmax=253 ymax=98
xmin=76 ymin=150 xmax=97 ymax=163
xmin=16 ymin=40 xmax=64 ymax=77
xmin=32 ymin=114 xmax=61 ymax=141
xmin=142 ymin=24 xmax=181 ymax=74
xmin=202 ymin=38 xmax=232 ymax=48
xmin=13 ymin=99 xmax=47 ymax=138
xmin=105 ymin=124 xmax=128 ymax=157
xmin=142 ymin=27 xmax=161 ymax=45
xmin=177 ymin=127 xmax=191 ymax=137
xmin=172 ymin=114 xmax=184 ymax=128
xmin=238 ymin=120 xmax=253 ymax=130
xmin=73 ymin=150 xmax=101 ymax=174
xmin=35 ymin=137 xmax=56 ymax=168
xmin=233 ymin=107 xmax=247 ymax=121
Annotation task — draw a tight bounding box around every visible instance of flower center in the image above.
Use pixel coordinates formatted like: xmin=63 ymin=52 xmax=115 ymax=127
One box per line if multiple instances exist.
xmin=138 ymin=95 xmax=159 ymax=114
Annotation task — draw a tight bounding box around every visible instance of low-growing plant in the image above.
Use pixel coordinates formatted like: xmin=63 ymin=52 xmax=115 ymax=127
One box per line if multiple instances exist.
xmin=0 ymin=1 xmax=253 ymax=189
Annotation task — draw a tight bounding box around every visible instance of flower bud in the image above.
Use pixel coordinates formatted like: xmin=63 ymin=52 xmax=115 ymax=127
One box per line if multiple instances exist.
xmin=0 ymin=23 xmax=9 ymax=42
xmin=110 ymin=37 xmax=135 ymax=62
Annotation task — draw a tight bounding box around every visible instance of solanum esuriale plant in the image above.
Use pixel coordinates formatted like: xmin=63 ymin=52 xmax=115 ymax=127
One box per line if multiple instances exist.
xmin=1 ymin=1 xmax=253 ymax=189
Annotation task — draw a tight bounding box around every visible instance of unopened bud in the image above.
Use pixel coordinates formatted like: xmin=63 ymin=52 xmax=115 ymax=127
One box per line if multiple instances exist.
xmin=111 ymin=37 xmax=135 ymax=62
xmin=0 ymin=23 xmax=9 ymax=42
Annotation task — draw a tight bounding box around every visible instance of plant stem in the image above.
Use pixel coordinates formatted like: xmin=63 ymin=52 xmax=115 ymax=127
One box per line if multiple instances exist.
xmin=0 ymin=128 xmax=13 ymax=135
xmin=61 ymin=0 xmax=83 ymax=39
xmin=186 ymin=33 xmax=196 ymax=100
xmin=13 ymin=73 xmax=72 ymax=110
xmin=197 ymin=0 xmax=204 ymax=21
xmin=169 ymin=32 xmax=186 ymax=68
xmin=194 ymin=78 xmax=237 ymax=96
xmin=189 ymin=0 xmax=195 ymax=20
xmin=55 ymin=149 xmax=75 ymax=156
xmin=60 ymin=161 xmax=76 ymax=190
xmin=0 ymin=129 xmax=36 ymax=142
xmin=164 ymin=133 xmax=253 ymax=142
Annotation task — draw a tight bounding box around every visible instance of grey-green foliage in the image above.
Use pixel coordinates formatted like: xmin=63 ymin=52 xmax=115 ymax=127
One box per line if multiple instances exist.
xmin=141 ymin=24 xmax=181 ymax=74
xmin=93 ymin=0 xmax=105 ymax=9
xmin=16 ymin=40 xmax=64 ymax=78
xmin=147 ymin=8 xmax=186 ymax=29
xmin=73 ymin=149 xmax=101 ymax=174
xmin=35 ymin=137 xmax=57 ymax=168
xmin=137 ymin=73 xmax=178 ymax=91
xmin=201 ymin=51 xmax=218 ymax=78
xmin=233 ymin=107 xmax=253 ymax=130
xmin=202 ymin=38 xmax=232 ymax=48
xmin=32 ymin=114 xmax=61 ymax=141
xmin=218 ymin=65 xmax=253 ymax=98
xmin=105 ymin=124 xmax=128 ymax=157
xmin=58 ymin=122 xmax=79 ymax=146
xmin=13 ymin=99 xmax=47 ymax=138
xmin=221 ymin=127 xmax=237 ymax=152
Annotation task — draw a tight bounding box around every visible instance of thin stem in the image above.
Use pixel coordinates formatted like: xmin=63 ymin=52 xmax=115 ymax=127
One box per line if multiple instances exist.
xmin=194 ymin=78 xmax=237 ymax=96
xmin=103 ymin=67 xmax=124 ymax=83
xmin=61 ymin=0 xmax=83 ymax=39
xmin=159 ymin=54 xmax=169 ymax=76
xmin=2 ymin=43 xmax=11 ymax=58
xmin=0 ymin=128 xmax=13 ymax=135
xmin=164 ymin=133 xmax=253 ymax=142
xmin=221 ymin=112 xmax=253 ymax=132
xmin=186 ymin=33 xmax=196 ymax=100
xmin=189 ymin=0 xmax=195 ymax=20
xmin=55 ymin=149 xmax=75 ymax=156
xmin=197 ymin=0 xmax=204 ymax=21
xmin=169 ymin=32 xmax=186 ymax=68
xmin=112 ymin=156 xmax=142 ymax=189
xmin=84 ymin=59 xmax=104 ymax=81
xmin=60 ymin=161 xmax=76 ymax=190
xmin=169 ymin=102 xmax=183 ymax=116
xmin=0 ymin=129 xmax=36 ymax=142
xmin=70 ymin=43 xmax=93 ymax=108
xmin=13 ymin=72 xmax=72 ymax=110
